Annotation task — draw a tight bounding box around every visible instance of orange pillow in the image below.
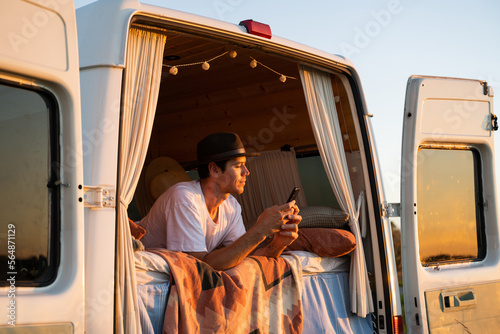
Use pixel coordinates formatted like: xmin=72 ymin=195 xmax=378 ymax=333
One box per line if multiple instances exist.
xmin=285 ymin=228 xmax=356 ymax=257
xmin=128 ymin=218 xmax=146 ymax=240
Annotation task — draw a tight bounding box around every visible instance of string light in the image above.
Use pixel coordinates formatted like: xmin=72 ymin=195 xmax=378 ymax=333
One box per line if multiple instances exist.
xmin=162 ymin=50 xmax=296 ymax=82
xmin=228 ymin=50 xmax=237 ymax=58
xmin=248 ymin=57 xmax=296 ymax=82
xmin=163 ymin=51 xmax=231 ymax=75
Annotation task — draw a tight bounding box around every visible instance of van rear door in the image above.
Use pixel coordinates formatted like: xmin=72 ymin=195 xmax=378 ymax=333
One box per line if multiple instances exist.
xmin=0 ymin=0 xmax=84 ymax=332
xmin=401 ymin=75 xmax=500 ymax=333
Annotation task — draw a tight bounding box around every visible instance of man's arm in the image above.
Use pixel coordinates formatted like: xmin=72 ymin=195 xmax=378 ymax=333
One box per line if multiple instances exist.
xmin=186 ymin=226 xmax=267 ymax=270
xmin=252 ymin=201 xmax=301 ymax=258
xmin=186 ymin=201 xmax=301 ymax=270
xmin=251 ymin=220 xmax=300 ymax=258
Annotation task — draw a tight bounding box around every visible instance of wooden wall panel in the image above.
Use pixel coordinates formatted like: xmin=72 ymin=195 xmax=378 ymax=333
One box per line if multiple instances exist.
xmin=150 ymin=86 xmax=316 ymax=167
xmin=145 ymin=31 xmax=358 ymax=170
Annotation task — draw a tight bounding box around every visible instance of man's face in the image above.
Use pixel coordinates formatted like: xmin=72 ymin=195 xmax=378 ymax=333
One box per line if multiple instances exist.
xmin=219 ymin=157 xmax=250 ymax=195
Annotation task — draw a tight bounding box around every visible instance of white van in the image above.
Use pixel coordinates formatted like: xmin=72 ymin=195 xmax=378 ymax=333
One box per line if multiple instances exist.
xmin=1 ymin=0 xmax=499 ymax=333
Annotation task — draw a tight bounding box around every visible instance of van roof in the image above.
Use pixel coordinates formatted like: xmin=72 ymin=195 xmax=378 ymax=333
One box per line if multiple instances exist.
xmin=76 ymin=0 xmax=354 ymax=71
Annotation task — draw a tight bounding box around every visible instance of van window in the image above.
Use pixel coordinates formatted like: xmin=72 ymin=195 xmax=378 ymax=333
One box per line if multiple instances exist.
xmin=416 ymin=147 xmax=486 ymax=265
xmin=0 ymin=82 xmax=59 ymax=286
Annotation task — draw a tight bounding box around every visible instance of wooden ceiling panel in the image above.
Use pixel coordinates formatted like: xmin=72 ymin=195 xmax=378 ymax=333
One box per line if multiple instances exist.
xmin=148 ymin=31 xmax=356 ymax=168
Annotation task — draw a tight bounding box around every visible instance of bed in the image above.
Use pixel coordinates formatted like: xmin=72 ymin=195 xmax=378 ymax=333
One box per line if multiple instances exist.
xmin=135 ymin=249 xmax=373 ymax=333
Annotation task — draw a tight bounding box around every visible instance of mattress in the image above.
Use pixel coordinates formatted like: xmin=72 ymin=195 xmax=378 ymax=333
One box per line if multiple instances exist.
xmin=134 ymin=250 xmax=372 ymax=333
xmin=301 ymin=273 xmax=373 ymax=333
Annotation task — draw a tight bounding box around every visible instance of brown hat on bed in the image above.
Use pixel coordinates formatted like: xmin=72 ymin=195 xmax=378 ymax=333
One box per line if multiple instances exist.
xmin=197 ymin=132 xmax=259 ymax=165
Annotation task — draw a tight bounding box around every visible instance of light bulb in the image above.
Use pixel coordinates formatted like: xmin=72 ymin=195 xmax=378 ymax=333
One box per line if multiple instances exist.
xmin=229 ymin=50 xmax=237 ymax=58
xmin=169 ymin=66 xmax=178 ymax=75
xmin=202 ymin=62 xmax=210 ymax=70
xmin=250 ymin=59 xmax=257 ymax=68
xmin=279 ymin=75 xmax=286 ymax=83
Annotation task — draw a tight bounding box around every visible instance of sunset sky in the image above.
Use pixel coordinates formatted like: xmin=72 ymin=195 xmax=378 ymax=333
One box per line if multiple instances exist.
xmin=75 ymin=0 xmax=500 ymax=211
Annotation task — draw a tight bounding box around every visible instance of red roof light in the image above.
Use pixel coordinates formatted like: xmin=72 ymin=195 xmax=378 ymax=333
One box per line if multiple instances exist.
xmin=239 ymin=20 xmax=272 ymax=39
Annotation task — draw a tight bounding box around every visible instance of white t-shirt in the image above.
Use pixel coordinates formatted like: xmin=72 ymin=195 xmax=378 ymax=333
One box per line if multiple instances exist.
xmin=139 ymin=180 xmax=246 ymax=253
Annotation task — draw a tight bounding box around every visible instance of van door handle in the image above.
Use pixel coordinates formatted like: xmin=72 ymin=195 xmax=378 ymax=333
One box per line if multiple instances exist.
xmin=440 ymin=289 xmax=476 ymax=312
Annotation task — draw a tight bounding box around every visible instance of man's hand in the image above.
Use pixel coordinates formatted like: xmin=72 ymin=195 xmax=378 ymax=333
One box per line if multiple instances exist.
xmin=271 ymin=213 xmax=301 ymax=249
xmin=252 ymin=201 xmax=299 ymax=237
xmin=251 ymin=201 xmax=301 ymax=257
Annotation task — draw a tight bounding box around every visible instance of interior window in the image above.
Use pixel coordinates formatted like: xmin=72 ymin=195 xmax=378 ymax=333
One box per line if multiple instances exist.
xmin=0 ymin=82 xmax=59 ymax=286
xmin=416 ymin=147 xmax=486 ymax=265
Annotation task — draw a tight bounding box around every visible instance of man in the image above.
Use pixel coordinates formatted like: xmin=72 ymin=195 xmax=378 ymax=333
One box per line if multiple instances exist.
xmin=140 ymin=132 xmax=301 ymax=270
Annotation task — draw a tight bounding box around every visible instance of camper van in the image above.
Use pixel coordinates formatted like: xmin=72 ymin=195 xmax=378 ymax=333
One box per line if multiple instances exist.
xmin=1 ymin=0 xmax=499 ymax=333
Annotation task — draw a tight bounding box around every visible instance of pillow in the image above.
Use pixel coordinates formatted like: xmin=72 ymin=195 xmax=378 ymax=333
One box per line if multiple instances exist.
xmin=285 ymin=228 xmax=356 ymax=257
xmin=129 ymin=218 xmax=146 ymax=240
xmin=298 ymin=206 xmax=349 ymax=229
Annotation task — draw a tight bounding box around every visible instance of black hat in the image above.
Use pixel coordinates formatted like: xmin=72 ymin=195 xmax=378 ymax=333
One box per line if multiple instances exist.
xmin=197 ymin=132 xmax=259 ymax=165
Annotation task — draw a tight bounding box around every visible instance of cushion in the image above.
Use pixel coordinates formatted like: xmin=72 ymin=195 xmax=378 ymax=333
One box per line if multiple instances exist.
xmin=129 ymin=218 xmax=146 ymax=240
xmin=285 ymin=228 xmax=356 ymax=257
xmin=299 ymin=206 xmax=349 ymax=228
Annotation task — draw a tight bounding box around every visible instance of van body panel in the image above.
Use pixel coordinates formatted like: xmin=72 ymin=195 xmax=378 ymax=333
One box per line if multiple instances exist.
xmin=80 ymin=66 xmax=124 ymax=334
xmin=401 ymin=75 xmax=499 ymax=333
xmin=348 ymin=69 xmax=403 ymax=325
xmin=425 ymin=281 xmax=500 ymax=332
xmin=3 ymin=1 xmax=499 ymax=333
xmin=0 ymin=0 xmax=68 ymax=71
xmin=0 ymin=0 xmax=84 ymax=331
xmin=76 ymin=0 xmax=352 ymax=71
xmin=76 ymin=0 xmax=136 ymax=69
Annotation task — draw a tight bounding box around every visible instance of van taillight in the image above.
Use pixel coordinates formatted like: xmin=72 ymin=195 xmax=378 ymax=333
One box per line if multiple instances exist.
xmin=239 ymin=20 xmax=272 ymax=39
xmin=393 ymin=315 xmax=404 ymax=334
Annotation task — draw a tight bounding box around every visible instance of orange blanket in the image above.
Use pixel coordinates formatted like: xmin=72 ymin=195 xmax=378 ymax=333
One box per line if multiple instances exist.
xmin=149 ymin=249 xmax=302 ymax=334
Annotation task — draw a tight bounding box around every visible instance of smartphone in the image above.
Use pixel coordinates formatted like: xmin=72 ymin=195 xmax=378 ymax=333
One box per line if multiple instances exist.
xmin=286 ymin=187 xmax=300 ymax=203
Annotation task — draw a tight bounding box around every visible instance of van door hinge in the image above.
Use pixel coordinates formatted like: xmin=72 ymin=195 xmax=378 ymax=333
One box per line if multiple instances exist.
xmin=83 ymin=185 xmax=116 ymax=208
xmin=491 ymin=114 xmax=499 ymax=131
xmin=481 ymin=81 xmax=494 ymax=97
xmin=381 ymin=202 xmax=400 ymax=217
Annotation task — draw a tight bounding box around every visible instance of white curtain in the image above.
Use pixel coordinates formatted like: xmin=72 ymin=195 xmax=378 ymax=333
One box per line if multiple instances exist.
xmin=116 ymin=27 xmax=166 ymax=334
xmin=234 ymin=149 xmax=307 ymax=229
xmin=298 ymin=65 xmax=373 ymax=317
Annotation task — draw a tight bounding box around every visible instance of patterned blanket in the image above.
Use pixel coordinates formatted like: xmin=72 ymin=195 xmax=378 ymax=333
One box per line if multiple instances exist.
xmin=149 ymin=249 xmax=303 ymax=334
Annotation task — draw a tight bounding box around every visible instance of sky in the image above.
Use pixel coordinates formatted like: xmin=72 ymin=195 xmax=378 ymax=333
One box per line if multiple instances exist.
xmin=75 ymin=0 xmax=500 ymax=207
